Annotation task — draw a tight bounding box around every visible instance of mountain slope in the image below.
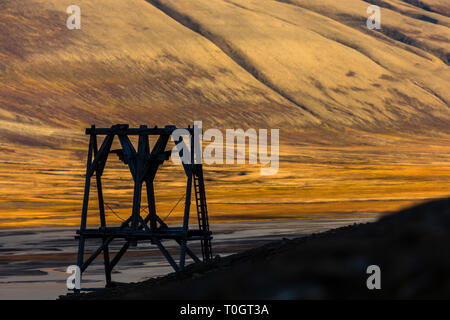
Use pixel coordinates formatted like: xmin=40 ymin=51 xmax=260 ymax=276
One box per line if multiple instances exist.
xmin=0 ymin=0 xmax=316 ymax=147
xmin=0 ymin=0 xmax=449 ymax=227
xmin=149 ymin=0 xmax=450 ymax=130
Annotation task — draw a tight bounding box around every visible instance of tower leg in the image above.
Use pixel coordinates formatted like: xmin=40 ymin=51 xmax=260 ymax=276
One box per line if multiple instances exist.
xmin=108 ymin=241 xmax=130 ymax=275
xmin=93 ymin=136 xmax=112 ymax=287
xmin=180 ymin=167 xmax=193 ymax=269
xmin=145 ymin=180 xmax=157 ymax=231
xmin=154 ymin=238 xmax=179 ymax=272
xmin=76 ymin=129 xmax=95 ymax=290
xmin=131 ymin=180 xmax=143 ymax=233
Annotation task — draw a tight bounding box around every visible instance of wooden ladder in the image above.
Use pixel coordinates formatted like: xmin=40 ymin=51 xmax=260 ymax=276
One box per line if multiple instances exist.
xmin=193 ymin=164 xmax=212 ymax=261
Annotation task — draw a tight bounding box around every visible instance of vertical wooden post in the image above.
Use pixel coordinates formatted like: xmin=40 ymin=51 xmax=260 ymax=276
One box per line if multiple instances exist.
xmin=77 ymin=126 xmax=95 ymax=272
xmin=180 ymin=133 xmax=194 ymax=268
xmin=130 ymin=130 xmax=146 ymax=233
xmin=94 ymin=137 xmax=106 ymax=228
xmin=93 ymin=135 xmax=112 ymax=286
xmin=118 ymin=131 xmax=140 ymax=236
xmin=146 ymin=181 xmax=157 ymax=231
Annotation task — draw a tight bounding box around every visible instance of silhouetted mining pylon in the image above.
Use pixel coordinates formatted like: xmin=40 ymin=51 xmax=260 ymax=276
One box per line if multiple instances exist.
xmin=75 ymin=124 xmax=212 ymax=288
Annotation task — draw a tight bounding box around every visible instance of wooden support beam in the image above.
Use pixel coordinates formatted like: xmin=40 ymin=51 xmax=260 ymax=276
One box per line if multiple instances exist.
xmin=88 ymin=135 xmax=114 ymax=177
xmin=86 ymin=125 xmax=186 ymax=136
xmin=174 ymin=138 xmax=191 ymax=176
xmin=118 ymin=135 xmax=137 ymax=180
xmin=145 ymin=180 xmax=158 ymax=231
xmin=153 ymin=238 xmax=179 ymax=272
xmin=176 ymin=240 xmax=201 ymax=264
xmin=144 ymin=134 xmax=170 ymax=183
xmin=93 ymin=136 xmax=112 ymax=285
xmin=138 ymin=216 xmax=151 ymax=233
xmin=77 ymin=129 xmax=95 ymax=268
xmin=108 ymin=241 xmax=130 ymax=272
xmin=80 ymin=236 xmax=114 ymax=272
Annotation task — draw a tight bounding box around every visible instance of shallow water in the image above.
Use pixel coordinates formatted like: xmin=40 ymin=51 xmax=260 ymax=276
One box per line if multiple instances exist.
xmin=0 ymin=217 xmax=375 ymax=299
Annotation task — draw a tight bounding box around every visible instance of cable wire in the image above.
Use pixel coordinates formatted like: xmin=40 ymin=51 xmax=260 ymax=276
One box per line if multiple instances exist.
xmin=104 ymin=203 xmax=126 ymax=222
xmin=162 ymin=193 xmax=186 ymax=222
xmin=105 ymin=193 xmax=186 ymax=224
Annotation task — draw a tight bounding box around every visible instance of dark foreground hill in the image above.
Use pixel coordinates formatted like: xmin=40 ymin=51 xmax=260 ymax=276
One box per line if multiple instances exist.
xmin=63 ymin=198 xmax=450 ymax=299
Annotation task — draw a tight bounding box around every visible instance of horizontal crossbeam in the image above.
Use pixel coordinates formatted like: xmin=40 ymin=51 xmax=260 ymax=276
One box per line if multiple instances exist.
xmin=77 ymin=228 xmax=211 ymax=240
xmin=86 ymin=125 xmax=193 ymax=136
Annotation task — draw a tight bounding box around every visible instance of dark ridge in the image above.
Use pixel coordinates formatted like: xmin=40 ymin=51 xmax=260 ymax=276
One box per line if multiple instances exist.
xmin=377 ymin=26 xmax=449 ymax=64
xmin=146 ymin=0 xmax=321 ymax=120
xmin=379 ymin=27 xmax=416 ymax=46
xmin=329 ymin=11 xmax=448 ymax=65
xmin=401 ymin=0 xmax=433 ymax=13
xmin=412 ymin=80 xmax=450 ymax=106
xmin=276 ymin=0 xmax=447 ymax=65
xmin=363 ymin=0 xmax=394 ymax=9
xmin=362 ymin=0 xmax=439 ymax=24
xmin=415 ymin=14 xmax=439 ymax=24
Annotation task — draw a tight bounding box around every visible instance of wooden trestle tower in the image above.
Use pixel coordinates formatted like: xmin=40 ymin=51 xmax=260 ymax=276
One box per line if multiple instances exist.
xmin=75 ymin=124 xmax=212 ymax=288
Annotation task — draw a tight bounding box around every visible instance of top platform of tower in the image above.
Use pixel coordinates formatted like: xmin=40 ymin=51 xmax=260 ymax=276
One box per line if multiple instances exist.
xmin=85 ymin=124 xmax=196 ymax=135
